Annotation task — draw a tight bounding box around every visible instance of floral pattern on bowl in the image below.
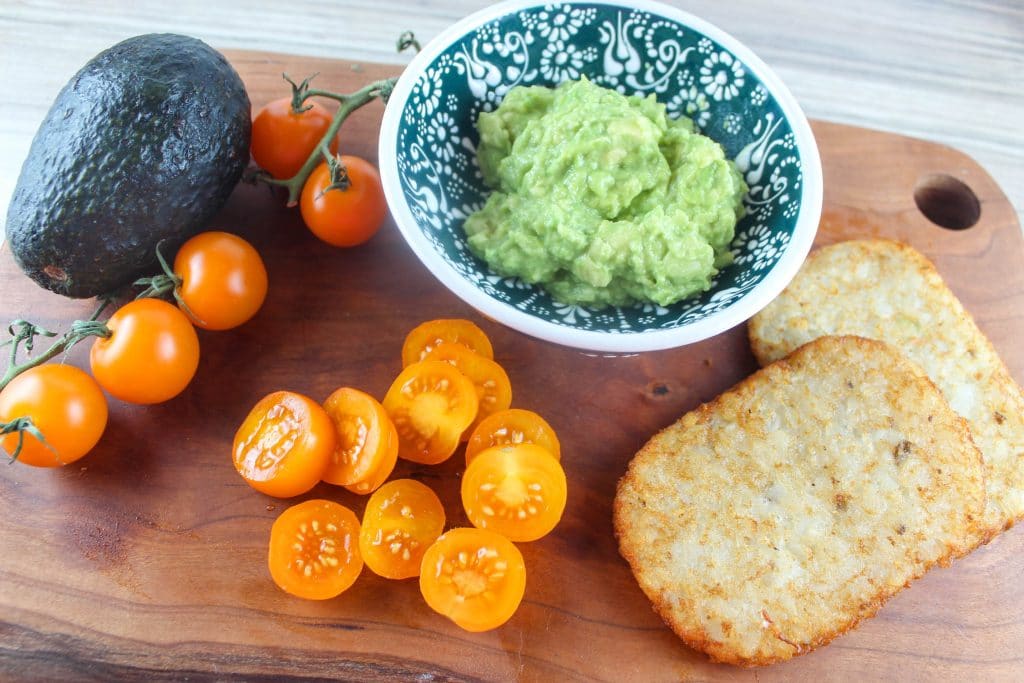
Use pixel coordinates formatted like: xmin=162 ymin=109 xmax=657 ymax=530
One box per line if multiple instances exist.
xmin=382 ymin=0 xmax=821 ymax=347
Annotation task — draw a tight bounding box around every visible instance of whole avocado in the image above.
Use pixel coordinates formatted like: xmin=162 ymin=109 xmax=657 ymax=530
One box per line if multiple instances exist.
xmin=6 ymin=34 xmax=251 ymax=298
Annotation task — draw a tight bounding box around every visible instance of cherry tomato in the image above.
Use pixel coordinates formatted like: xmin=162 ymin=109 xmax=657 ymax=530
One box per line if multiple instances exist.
xmin=233 ymin=391 xmax=335 ymax=498
xmin=465 ymin=409 xmax=561 ymax=465
xmin=419 ymin=527 xmax=526 ymax=632
xmin=268 ymin=499 xmax=363 ymax=600
xmin=402 ymin=319 xmax=494 ymax=367
xmin=423 ymin=343 xmax=511 ymax=439
xmin=0 ymin=365 xmax=107 ymax=467
xmin=322 ymin=387 xmax=398 ymax=493
xmin=359 ymin=479 xmax=446 ymax=580
xmin=251 ymin=97 xmax=338 ymax=180
xmin=383 ymin=360 xmax=478 ymax=465
xmin=462 ymin=444 xmax=567 ymax=542
xmin=172 ymin=231 xmax=268 ymax=331
xmin=90 ymin=298 xmax=200 ymax=405
xmin=300 ymin=157 xmax=387 ymax=247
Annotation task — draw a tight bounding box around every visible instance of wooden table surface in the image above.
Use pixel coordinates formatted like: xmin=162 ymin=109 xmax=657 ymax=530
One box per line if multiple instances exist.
xmin=1 ymin=33 xmax=1023 ymax=679
xmin=1 ymin=2 xmax=1023 ymax=681
xmin=0 ymin=0 xmax=1022 ymax=230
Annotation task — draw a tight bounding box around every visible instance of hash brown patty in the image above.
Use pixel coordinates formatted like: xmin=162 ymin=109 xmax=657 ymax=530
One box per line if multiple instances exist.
xmin=748 ymin=239 xmax=1024 ymax=541
xmin=614 ymin=336 xmax=985 ymax=666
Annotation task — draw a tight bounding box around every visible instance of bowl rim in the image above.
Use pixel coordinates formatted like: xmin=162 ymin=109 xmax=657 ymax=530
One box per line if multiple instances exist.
xmin=379 ymin=0 xmax=823 ymax=353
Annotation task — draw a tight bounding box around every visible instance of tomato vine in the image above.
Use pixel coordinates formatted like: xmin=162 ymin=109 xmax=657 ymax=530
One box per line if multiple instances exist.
xmin=250 ymin=30 xmax=420 ymax=206
xmin=0 ymin=299 xmax=112 ymax=393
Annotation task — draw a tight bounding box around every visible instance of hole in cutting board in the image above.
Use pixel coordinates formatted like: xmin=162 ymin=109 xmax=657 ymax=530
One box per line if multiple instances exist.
xmin=913 ymin=174 xmax=981 ymax=230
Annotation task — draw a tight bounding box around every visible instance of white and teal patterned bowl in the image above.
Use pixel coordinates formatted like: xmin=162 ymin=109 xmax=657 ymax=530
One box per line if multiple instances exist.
xmin=379 ymin=0 xmax=822 ymax=352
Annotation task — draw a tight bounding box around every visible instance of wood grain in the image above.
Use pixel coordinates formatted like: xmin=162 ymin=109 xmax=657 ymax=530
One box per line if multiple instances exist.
xmin=1 ymin=0 xmax=1022 ymax=231
xmin=1 ymin=51 xmax=1023 ymax=681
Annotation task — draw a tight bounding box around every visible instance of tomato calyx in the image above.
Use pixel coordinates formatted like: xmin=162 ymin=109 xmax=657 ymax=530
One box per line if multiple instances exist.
xmin=0 ymin=415 xmax=53 ymax=464
xmin=283 ymin=72 xmax=319 ymax=115
xmin=132 ymin=240 xmax=202 ymax=326
xmin=319 ymin=153 xmax=352 ymax=195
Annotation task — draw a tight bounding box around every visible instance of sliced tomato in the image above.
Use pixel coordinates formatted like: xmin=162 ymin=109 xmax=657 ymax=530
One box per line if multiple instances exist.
xmin=268 ymin=499 xmax=363 ymax=599
xmin=322 ymin=387 xmax=397 ymax=494
xmin=383 ymin=360 xmax=478 ymax=465
xmin=423 ymin=342 xmax=511 ymax=440
xmin=359 ymin=479 xmax=445 ymax=580
xmin=462 ymin=443 xmax=567 ymax=542
xmin=401 ymin=319 xmax=494 ymax=367
xmin=465 ymin=408 xmax=561 ymax=465
xmin=233 ymin=391 xmax=335 ymax=498
xmin=419 ymin=527 xmax=526 ymax=632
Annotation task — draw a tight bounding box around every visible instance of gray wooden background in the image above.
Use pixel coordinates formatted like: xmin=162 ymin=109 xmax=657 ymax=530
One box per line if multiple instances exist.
xmin=1 ymin=0 xmax=1021 ymax=229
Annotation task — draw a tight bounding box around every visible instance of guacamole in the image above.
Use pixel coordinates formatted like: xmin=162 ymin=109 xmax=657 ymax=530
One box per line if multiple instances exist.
xmin=463 ymin=78 xmax=747 ymax=308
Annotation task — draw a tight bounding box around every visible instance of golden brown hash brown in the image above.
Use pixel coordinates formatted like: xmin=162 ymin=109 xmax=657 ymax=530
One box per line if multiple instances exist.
xmin=748 ymin=238 xmax=1024 ymax=541
xmin=614 ymin=336 xmax=985 ymax=667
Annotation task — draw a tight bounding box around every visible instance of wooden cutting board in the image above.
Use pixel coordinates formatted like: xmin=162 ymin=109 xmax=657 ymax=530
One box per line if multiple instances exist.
xmin=1 ymin=51 xmax=1022 ymax=681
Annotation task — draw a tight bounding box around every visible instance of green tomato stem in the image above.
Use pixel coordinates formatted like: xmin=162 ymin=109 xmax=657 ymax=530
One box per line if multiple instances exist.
xmin=255 ymin=31 xmax=419 ymax=205
xmin=0 ymin=416 xmax=55 ymax=464
xmin=0 ymin=299 xmax=112 ymax=393
xmin=396 ymin=31 xmax=422 ymax=54
xmin=284 ymin=72 xmax=319 ymax=114
xmin=131 ymin=241 xmax=204 ymax=325
xmin=261 ymin=77 xmax=397 ymax=207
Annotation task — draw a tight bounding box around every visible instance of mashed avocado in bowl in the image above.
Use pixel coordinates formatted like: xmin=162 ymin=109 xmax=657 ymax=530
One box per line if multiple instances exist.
xmin=464 ymin=78 xmax=747 ymax=308
xmin=379 ymin=0 xmax=822 ymax=351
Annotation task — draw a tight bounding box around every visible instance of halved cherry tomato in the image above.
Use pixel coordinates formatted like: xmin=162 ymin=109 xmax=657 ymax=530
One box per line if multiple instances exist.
xmin=90 ymin=298 xmax=200 ymax=405
xmin=343 ymin=462 xmax=395 ymax=496
xmin=383 ymin=360 xmax=478 ymax=465
xmin=401 ymin=319 xmax=494 ymax=367
xmin=462 ymin=444 xmax=567 ymax=542
xmin=268 ymin=499 xmax=362 ymax=599
xmin=251 ymin=97 xmax=338 ymax=180
xmin=0 ymin=365 xmax=107 ymax=467
xmin=173 ymin=231 xmax=268 ymax=331
xmin=419 ymin=527 xmax=526 ymax=632
xmin=322 ymin=387 xmax=398 ymax=493
xmin=300 ymin=156 xmax=387 ymax=247
xmin=423 ymin=343 xmax=511 ymax=439
xmin=359 ymin=479 xmax=445 ymax=580
xmin=233 ymin=391 xmax=335 ymax=498
xmin=465 ymin=409 xmax=561 ymax=465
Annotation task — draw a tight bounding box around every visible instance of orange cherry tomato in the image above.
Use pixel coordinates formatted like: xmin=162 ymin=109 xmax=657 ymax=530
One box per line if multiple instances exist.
xmin=0 ymin=365 xmax=107 ymax=467
xmin=359 ymin=479 xmax=446 ymax=580
xmin=419 ymin=527 xmax=526 ymax=632
xmin=300 ymin=157 xmax=387 ymax=247
xmin=90 ymin=298 xmax=200 ymax=405
xmin=172 ymin=231 xmax=268 ymax=331
xmin=402 ymin=319 xmax=494 ymax=367
xmin=423 ymin=343 xmax=511 ymax=439
xmin=233 ymin=391 xmax=335 ymax=498
xmin=462 ymin=444 xmax=567 ymax=542
xmin=251 ymin=97 xmax=338 ymax=180
xmin=322 ymin=387 xmax=398 ymax=493
xmin=268 ymin=499 xmax=363 ymax=600
xmin=465 ymin=409 xmax=561 ymax=465
xmin=383 ymin=360 xmax=478 ymax=465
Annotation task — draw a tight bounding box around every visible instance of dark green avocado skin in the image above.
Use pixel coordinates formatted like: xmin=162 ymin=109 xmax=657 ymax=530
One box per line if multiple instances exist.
xmin=6 ymin=34 xmax=251 ymax=298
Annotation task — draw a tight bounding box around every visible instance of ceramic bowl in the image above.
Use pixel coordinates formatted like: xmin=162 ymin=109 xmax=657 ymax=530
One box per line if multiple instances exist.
xmin=379 ymin=0 xmax=822 ymax=352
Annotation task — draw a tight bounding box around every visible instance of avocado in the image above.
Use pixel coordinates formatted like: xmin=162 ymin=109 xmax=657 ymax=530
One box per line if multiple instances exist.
xmin=6 ymin=34 xmax=251 ymax=298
